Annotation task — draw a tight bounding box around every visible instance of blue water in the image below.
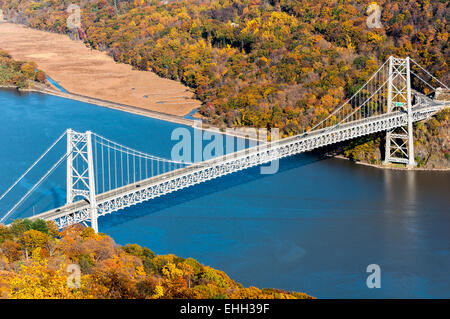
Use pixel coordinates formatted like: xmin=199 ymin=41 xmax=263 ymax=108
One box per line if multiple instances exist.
xmin=184 ymin=108 xmax=198 ymax=120
xmin=45 ymin=75 xmax=68 ymax=93
xmin=0 ymin=89 xmax=449 ymax=298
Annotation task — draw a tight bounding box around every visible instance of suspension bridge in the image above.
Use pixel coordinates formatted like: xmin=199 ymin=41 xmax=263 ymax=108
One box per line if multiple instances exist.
xmin=0 ymin=56 xmax=448 ymax=232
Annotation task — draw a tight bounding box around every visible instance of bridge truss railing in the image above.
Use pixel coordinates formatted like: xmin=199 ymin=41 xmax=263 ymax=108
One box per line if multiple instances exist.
xmin=30 ymin=101 xmax=443 ymax=229
xmin=1 ymin=56 xmax=448 ymax=230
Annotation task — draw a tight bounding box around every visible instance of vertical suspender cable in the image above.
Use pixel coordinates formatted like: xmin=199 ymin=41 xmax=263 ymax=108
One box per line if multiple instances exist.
xmin=121 ymin=150 xmax=124 ymax=185
xmin=114 ymin=146 xmax=117 ymax=189
xmin=94 ymin=136 xmax=98 ymax=194
xmin=101 ymin=141 xmax=105 ymax=194
xmin=108 ymin=140 xmax=111 ymax=192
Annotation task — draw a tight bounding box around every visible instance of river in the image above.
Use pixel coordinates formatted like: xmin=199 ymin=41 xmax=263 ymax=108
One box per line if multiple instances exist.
xmin=0 ymin=89 xmax=449 ymax=298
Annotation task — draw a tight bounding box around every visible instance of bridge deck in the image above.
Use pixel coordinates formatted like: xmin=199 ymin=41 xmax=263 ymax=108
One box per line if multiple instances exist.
xmin=29 ymin=100 xmax=447 ymax=228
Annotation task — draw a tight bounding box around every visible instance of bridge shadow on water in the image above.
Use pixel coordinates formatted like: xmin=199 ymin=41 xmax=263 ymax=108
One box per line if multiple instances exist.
xmin=100 ymin=152 xmax=328 ymax=229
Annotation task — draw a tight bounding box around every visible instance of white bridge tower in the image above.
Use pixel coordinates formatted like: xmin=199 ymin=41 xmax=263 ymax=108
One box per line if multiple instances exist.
xmin=66 ymin=129 xmax=98 ymax=232
xmin=384 ymin=56 xmax=415 ymax=167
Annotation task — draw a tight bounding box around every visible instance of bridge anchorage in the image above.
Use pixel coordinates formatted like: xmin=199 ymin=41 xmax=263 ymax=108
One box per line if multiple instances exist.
xmin=0 ymin=56 xmax=448 ymax=232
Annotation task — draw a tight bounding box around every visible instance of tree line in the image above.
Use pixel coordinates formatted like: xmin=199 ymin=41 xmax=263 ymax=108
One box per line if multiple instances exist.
xmin=0 ymin=50 xmax=46 ymax=88
xmin=0 ymin=219 xmax=313 ymax=298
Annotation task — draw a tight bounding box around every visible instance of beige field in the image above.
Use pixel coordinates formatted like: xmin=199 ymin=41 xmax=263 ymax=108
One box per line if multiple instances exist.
xmin=0 ymin=23 xmax=200 ymax=116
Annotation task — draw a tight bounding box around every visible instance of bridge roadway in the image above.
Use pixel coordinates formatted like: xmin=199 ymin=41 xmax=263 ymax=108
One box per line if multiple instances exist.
xmin=29 ymin=100 xmax=447 ymax=228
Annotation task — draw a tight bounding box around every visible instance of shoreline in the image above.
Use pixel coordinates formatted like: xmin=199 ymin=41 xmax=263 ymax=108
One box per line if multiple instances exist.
xmin=1 ymin=85 xmax=447 ymax=170
xmin=330 ymin=154 xmax=450 ymax=172
xmin=1 ymin=84 xmax=193 ymax=126
xmin=0 ymin=84 xmax=263 ymax=142
xmin=28 ymin=86 xmax=196 ymax=127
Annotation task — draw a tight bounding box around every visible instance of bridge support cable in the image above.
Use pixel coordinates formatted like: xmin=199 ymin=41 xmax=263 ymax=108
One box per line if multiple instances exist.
xmin=410 ymin=70 xmax=437 ymax=92
xmin=91 ymin=133 xmax=192 ymax=195
xmin=410 ymin=59 xmax=449 ymax=91
xmin=64 ymin=130 xmax=194 ymax=232
xmin=0 ymin=151 xmax=70 ymax=223
xmin=0 ymin=130 xmax=67 ymax=203
xmin=307 ymin=58 xmax=390 ymax=133
xmin=5 ymin=56 xmax=449 ymax=230
xmin=304 ymin=56 xmax=448 ymax=167
xmin=330 ymin=71 xmax=392 ymax=128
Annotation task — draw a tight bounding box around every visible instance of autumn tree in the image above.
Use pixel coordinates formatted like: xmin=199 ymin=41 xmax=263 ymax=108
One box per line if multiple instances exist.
xmin=6 ymin=248 xmax=90 ymax=299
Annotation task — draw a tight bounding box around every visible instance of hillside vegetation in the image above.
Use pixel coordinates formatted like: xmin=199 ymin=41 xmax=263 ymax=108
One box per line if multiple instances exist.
xmin=0 ymin=50 xmax=46 ymax=88
xmin=0 ymin=219 xmax=312 ymax=299
xmin=1 ymin=0 xmax=448 ymax=168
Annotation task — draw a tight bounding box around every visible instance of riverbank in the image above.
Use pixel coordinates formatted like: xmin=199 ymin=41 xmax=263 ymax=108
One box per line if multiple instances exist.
xmin=22 ymin=84 xmax=196 ymax=127
xmin=331 ymin=155 xmax=450 ymax=172
xmin=0 ymin=24 xmax=260 ymax=140
xmin=2 ymin=84 xmax=263 ymax=141
xmin=0 ymin=22 xmax=201 ymax=117
xmin=3 ymin=80 xmax=447 ymax=164
xmin=3 ymin=83 xmax=446 ymax=163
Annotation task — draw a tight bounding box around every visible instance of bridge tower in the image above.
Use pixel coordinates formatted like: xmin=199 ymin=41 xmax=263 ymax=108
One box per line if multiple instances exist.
xmin=66 ymin=129 xmax=98 ymax=232
xmin=384 ymin=56 xmax=415 ymax=167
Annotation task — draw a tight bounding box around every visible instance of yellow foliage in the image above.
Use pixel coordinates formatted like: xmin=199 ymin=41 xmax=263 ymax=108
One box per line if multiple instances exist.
xmin=6 ymin=258 xmax=90 ymax=299
xmin=162 ymin=262 xmax=184 ymax=280
xmin=367 ymin=32 xmax=384 ymax=44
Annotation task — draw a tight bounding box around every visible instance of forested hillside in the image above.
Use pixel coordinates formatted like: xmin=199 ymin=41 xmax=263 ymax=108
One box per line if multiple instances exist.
xmin=1 ymin=0 xmax=448 ymax=167
xmin=0 ymin=219 xmax=312 ymax=298
xmin=0 ymin=50 xmax=46 ymax=88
